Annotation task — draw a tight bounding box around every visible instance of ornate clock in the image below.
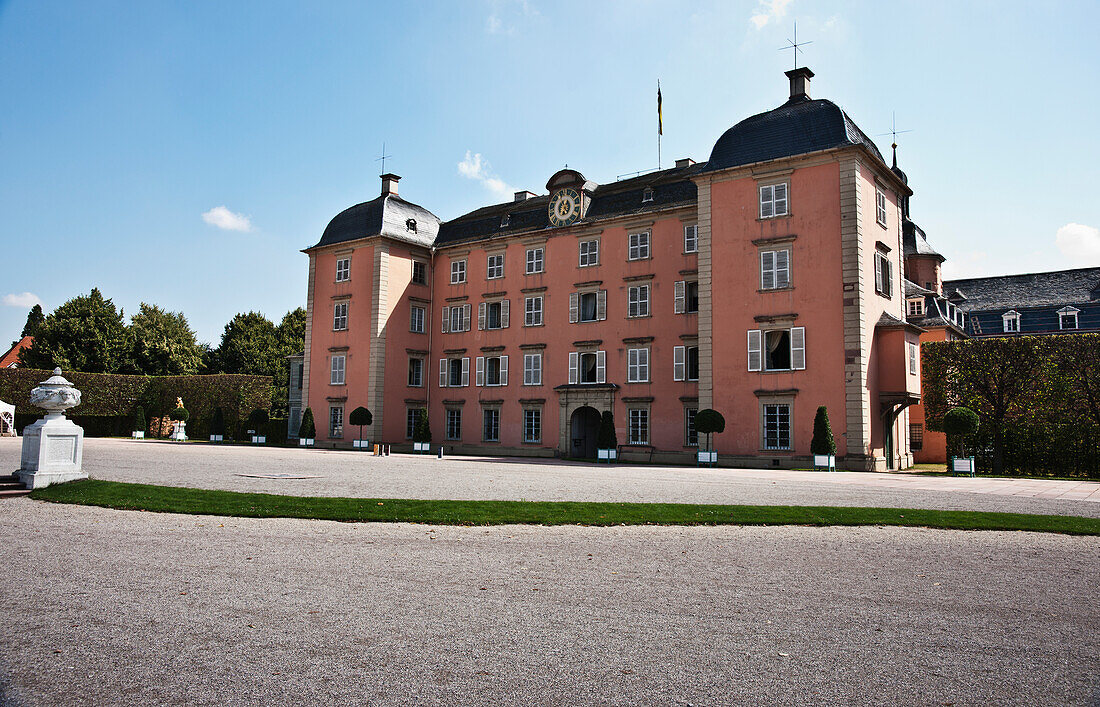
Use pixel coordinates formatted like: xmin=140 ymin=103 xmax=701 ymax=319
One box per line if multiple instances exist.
xmin=548 ymin=187 xmax=582 ymax=227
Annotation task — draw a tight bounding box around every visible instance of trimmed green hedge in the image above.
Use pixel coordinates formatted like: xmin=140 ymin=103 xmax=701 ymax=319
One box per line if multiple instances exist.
xmin=0 ymin=368 xmax=272 ymax=439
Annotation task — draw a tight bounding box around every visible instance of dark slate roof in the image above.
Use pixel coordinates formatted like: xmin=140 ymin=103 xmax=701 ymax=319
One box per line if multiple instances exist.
xmin=309 ymin=194 xmax=440 ymax=250
xmin=703 ymin=95 xmax=884 ymax=173
xmin=902 ymin=219 xmax=944 ymax=261
xmin=944 ymin=267 xmax=1100 ymax=311
xmin=435 ymin=163 xmax=701 ymax=247
xmin=903 ymin=279 xmax=934 ymax=298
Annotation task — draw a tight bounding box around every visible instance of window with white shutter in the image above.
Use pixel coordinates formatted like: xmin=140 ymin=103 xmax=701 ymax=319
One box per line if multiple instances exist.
xmin=596 ymin=290 xmax=606 ymax=320
xmin=568 ymin=351 xmax=579 ymax=384
xmin=627 ymin=348 xmax=649 ymax=383
xmin=747 ymin=330 xmax=763 ymax=371
xmin=760 ymin=249 xmax=790 ymax=290
xmin=439 ymin=359 xmax=447 ymax=387
xmin=683 ymin=224 xmax=698 ymax=253
xmin=441 ymin=306 xmax=451 ymax=333
xmin=628 ymin=285 xmax=649 ymax=318
xmin=674 ymin=281 xmax=685 ymax=314
xmin=596 ymin=350 xmax=606 ymax=383
xmin=462 ymin=304 xmax=471 ymax=331
xmin=759 ymin=183 xmax=788 ymax=219
xmin=525 ymin=296 xmax=543 ymax=326
xmin=475 ymin=356 xmax=485 ymax=386
xmin=524 ymin=353 xmax=542 ymax=385
xmin=461 ymin=357 xmax=470 ymax=386
xmin=790 ymin=327 xmax=806 ymax=370
xmin=569 ymin=292 xmax=580 ymax=323
xmin=673 ymin=346 xmax=686 ymax=381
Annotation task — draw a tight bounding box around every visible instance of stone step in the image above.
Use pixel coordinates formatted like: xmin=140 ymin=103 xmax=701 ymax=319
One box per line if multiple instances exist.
xmin=0 ymin=488 xmax=31 ymax=498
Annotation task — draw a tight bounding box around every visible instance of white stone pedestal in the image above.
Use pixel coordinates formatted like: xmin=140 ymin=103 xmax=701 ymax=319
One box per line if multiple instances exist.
xmin=170 ymin=422 xmax=188 ymax=441
xmin=17 ymin=413 xmax=87 ymax=489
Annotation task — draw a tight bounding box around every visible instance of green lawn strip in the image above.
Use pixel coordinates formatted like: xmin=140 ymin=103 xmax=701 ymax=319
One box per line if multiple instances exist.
xmin=29 ymin=479 xmax=1100 ymax=535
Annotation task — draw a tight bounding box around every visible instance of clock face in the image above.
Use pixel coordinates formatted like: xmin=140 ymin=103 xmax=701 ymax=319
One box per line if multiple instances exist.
xmin=548 ymin=188 xmax=581 ymax=227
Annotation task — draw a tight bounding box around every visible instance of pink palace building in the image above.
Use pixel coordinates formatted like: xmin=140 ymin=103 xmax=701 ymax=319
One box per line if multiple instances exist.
xmin=299 ymin=67 xmax=922 ymax=470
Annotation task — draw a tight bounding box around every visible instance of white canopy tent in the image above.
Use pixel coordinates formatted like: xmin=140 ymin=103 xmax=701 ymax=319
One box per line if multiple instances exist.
xmin=0 ymin=399 xmax=15 ymax=436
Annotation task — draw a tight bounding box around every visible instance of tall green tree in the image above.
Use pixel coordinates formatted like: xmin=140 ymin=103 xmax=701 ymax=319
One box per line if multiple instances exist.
xmin=21 ymin=304 xmax=45 ymax=338
xmin=129 ymin=303 xmax=203 ymax=375
xmin=17 ymin=289 xmax=132 ymax=373
xmin=213 ymin=311 xmax=278 ymax=376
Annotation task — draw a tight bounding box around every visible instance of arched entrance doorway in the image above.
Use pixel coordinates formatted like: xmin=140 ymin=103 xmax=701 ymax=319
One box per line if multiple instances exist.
xmin=570 ymin=406 xmax=601 ymax=459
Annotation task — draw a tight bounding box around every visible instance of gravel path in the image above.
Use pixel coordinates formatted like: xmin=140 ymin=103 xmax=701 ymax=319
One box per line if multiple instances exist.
xmin=3 ymin=437 xmax=1098 ymax=518
xmin=1 ymin=499 xmax=1097 ymax=706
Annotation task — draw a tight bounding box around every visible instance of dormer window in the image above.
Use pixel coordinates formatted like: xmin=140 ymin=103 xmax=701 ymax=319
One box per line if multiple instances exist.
xmin=500 ymin=213 xmax=511 ymax=227
xmin=907 ymin=298 xmax=924 ymax=317
xmin=1002 ymin=310 xmax=1020 ymax=333
xmin=1059 ymin=306 xmax=1080 ymax=330
xmin=406 ymin=218 xmax=417 ymax=233
xmin=642 ymin=187 xmax=654 ymax=203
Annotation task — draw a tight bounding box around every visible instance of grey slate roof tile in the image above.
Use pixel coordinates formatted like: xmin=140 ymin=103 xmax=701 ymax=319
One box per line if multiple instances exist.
xmin=945 ymin=267 xmax=1100 ymax=311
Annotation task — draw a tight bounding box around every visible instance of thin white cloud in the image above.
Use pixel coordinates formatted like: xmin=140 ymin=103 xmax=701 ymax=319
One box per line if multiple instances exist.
xmin=750 ymin=0 xmax=793 ymax=29
xmin=458 ymin=151 xmax=515 ymax=200
xmin=1055 ymin=223 xmax=1100 ymax=264
xmin=486 ymin=0 xmax=538 ymax=35
xmin=3 ymin=292 xmax=42 ymax=308
xmin=202 ymin=205 xmax=252 ymax=232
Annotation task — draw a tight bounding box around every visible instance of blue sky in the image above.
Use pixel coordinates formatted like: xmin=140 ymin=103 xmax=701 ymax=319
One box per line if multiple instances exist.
xmin=2 ymin=0 xmax=1098 ymax=346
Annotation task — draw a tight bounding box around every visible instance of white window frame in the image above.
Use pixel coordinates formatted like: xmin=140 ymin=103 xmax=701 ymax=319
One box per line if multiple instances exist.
xmin=482 ymin=408 xmax=500 ymax=442
xmin=405 ymin=408 xmax=423 ymax=440
xmin=486 ymin=253 xmax=504 ymax=280
xmin=627 ymin=285 xmax=650 ymax=318
xmin=330 ymin=355 xmax=346 ymax=385
xmin=328 ymin=405 xmax=344 ymax=438
xmin=479 ymin=299 xmax=509 ymax=330
xmin=450 ymin=259 xmax=467 ymax=284
xmin=763 ymin=403 xmax=792 ymax=450
xmin=1002 ymin=310 xmax=1020 ymax=333
xmin=410 ymin=305 xmax=426 ymax=333
xmin=524 ymin=296 xmax=543 ymax=327
xmin=523 ymin=353 xmax=542 ymax=386
xmin=445 ymin=408 xmax=462 ymax=441
xmin=627 ymin=347 xmax=650 ymax=383
xmin=411 ymin=260 xmax=427 ymax=285
xmin=685 ymin=408 xmax=698 ymax=447
xmin=526 ymin=247 xmax=544 ymax=274
xmin=1059 ymin=307 xmax=1080 ymax=330
xmin=760 ymin=249 xmax=790 ymax=290
xmin=571 ymin=290 xmax=606 ymax=323
xmin=628 ymin=231 xmax=650 ymax=261
xmin=908 ymin=342 xmax=919 ymax=376
xmin=874 ymin=251 xmax=893 ymax=297
xmin=759 ymin=183 xmax=788 ymax=219
xmin=628 ymin=409 xmax=649 ymax=445
xmin=475 ymin=355 xmax=509 ymax=387
xmin=569 ymin=350 xmax=606 ymax=384
xmin=876 ymin=188 xmax=888 ymax=227
xmin=683 ymin=224 xmax=698 ymax=254
xmin=523 ymin=408 xmax=541 ymax=444
xmin=440 ymin=357 xmax=470 ymax=387
xmin=335 ymin=258 xmax=350 ymax=282
xmin=333 ymin=301 xmax=348 ymax=331
xmin=748 ymin=327 xmax=806 ymax=372
xmin=408 ymin=357 xmax=424 ymax=387
xmin=579 ymin=239 xmax=599 ymax=267
xmin=906 ymin=298 xmax=924 ymax=318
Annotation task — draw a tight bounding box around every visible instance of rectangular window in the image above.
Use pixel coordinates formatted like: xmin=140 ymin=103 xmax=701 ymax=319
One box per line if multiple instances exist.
xmin=328 ymin=405 xmax=343 ymax=438
xmin=446 ymin=409 xmax=462 ymax=441
xmin=523 ymin=409 xmax=541 ymax=444
xmin=479 ymin=300 xmax=509 ymax=330
xmin=333 ymin=302 xmax=348 ymax=330
xmin=685 ymin=408 xmax=698 ymax=447
xmin=874 ymin=251 xmax=893 ymax=297
xmin=406 ymin=408 xmax=423 ymax=440
xmin=335 ymin=258 xmax=350 ymax=282
xmin=876 ymin=188 xmax=888 ymax=227
xmin=330 ymin=355 xmax=345 ymax=385
xmin=628 ymin=409 xmax=649 ymax=445
xmin=408 ymin=357 xmax=423 ymax=387
xmin=441 ymin=357 xmax=470 ymax=387
xmin=410 ymin=305 xmax=426 ymax=333
xmin=579 ymin=239 xmax=599 ymax=267
xmin=1060 ymin=310 xmax=1079 ymax=330
xmin=1003 ymin=312 xmax=1020 ymax=333
xmin=525 ymin=296 xmax=543 ymax=327
xmin=910 ymin=423 xmax=923 ymax=452
xmin=627 ymin=347 xmax=649 ymax=383
xmin=907 ymin=299 xmax=924 ymax=317
xmin=748 ymin=328 xmax=806 ymax=372
xmin=487 ymin=253 xmax=504 ymax=279
xmin=763 ymin=404 xmax=791 ymax=450
xmin=482 ymin=408 xmax=500 ymax=442
xmin=523 ymin=353 xmax=542 ymax=386
xmin=759 ymin=183 xmax=788 ymax=219
xmin=570 ymin=350 xmax=606 ymax=384
xmin=476 ymin=355 xmax=508 ymax=387
xmin=628 ymin=285 xmax=650 ymax=318
xmin=449 ymin=306 xmax=466 ymax=333
xmin=628 ymin=231 xmax=650 ymax=260
xmin=411 ymin=260 xmax=427 ymax=285
xmin=526 ymin=248 xmax=544 ymax=274
xmin=451 ymin=259 xmax=467 ymax=284
xmin=684 ymin=224 xmax=698 ymax=253
xmin=760 ymin=250 xmax=790 ymax=290
xmin=296 ymin=363 xmax=304 ymax=390
xmin=908 ymin=342 xmax=919 ymax=376
xmin=572 ymin=290 xmax=606 ymax=322
xmin=674 ymin=345 xmax=701 ymax=382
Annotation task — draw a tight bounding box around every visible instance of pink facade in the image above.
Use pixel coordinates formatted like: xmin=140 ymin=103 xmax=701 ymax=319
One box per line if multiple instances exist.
xmin=301 ymin=68 xmax=921 ymax=470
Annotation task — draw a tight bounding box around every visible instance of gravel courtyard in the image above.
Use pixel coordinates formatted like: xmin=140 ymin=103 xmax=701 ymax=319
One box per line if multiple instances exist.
xmin=1 ymin=500 xmax=1098 ymax=706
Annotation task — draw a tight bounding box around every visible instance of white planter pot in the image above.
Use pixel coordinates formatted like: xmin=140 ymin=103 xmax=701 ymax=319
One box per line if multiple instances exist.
xmin=813 ymin=454 xmax=836 ymax=471
xmin=353 ymin=439 xmax=371 ymax=449
xmin=209 ymin=434 xmax=223 ymax=442
xmin=252 ymin=436 xmax=266 ymax=444
xmin=131 ymin=431 xmax=144 ymax=439
xmin=299 ymin=438 xmax=314 ymax=447
xmin=597 ymin=449 xmax=616 ymax=460
xmin=697 ymin=450 xmax=717 ymax=464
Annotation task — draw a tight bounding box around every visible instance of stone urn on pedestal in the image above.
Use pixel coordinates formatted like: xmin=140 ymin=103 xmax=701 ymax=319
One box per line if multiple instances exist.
xmin=16 ymin=368 xmax=88 ymax=489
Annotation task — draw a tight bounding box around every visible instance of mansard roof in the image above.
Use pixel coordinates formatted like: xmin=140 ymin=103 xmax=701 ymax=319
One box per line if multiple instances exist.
xmin=309 ymin=194 xmax=440 ymax=251
xmin=902 ymin=219 xmax=944 ymax=261
xmin=703 ymin=95 xmax=884 ymax=173
xmin=944 ymin=267 xmax=1100 ymax=311
xmin=435 ymin=163 xmax=700 ymax=247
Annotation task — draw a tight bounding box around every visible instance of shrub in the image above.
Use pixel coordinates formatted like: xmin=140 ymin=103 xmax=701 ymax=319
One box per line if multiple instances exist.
xmin=943 ymin=406 xmax=980 ymax=458
xmin=413 ymin=408 xmax=431 ymax=443
xmin=349 ymin=406 xmax=372 ymax=427
xmin=168 ymin=406 xmax=190 ymax=423
xmin=695 ymin=409 xmax=725 ymax=451
xmin=597 ymin=410 xmax=616 ymax=449
xmin=248 ymin=408 xmax=270 ymax=431
xmin=810 ymin=406 xmax=836 ymax=456
xmin=132 ymin=406 xmax=146 ymax=433
xmin=299 ymin=407 xmax=316 ymax=439
xmin=210 ymin=407 xmax=225 ymax=436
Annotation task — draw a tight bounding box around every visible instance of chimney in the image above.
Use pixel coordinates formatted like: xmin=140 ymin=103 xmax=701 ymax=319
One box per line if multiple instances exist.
xmin=675 ymin=157 xmax=695 ymax=169
xmin=380 ymin=173 xmax=400 ymax=196
xmin=514 ymin=190 xmax=537 ymax=202
xmin=784 ymin=67 xmax=814 ymax=99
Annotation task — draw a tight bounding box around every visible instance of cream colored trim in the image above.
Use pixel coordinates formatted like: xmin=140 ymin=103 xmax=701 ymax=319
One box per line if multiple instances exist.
xmin=302 ymin=254 xmax=316 ymax=420
xmin=367 ymin=243 xmax=390 ymax=439
xmin=696 ymin=176 xmax=713 ymax=410
xmin=839 ymin=158 xmax=870 ymax=459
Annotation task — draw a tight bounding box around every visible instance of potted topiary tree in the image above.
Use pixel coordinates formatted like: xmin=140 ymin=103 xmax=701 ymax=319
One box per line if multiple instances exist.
xmin=168 ymin=404 xmax=190 ymax=442
xmin=298 ymin=407 xmax=316 ymax=447
xmin=349 ymin=406 xmax=373 ymax=449
xmin=131 ymin=405 xmax=146 ymax=440
xmin=248 ymin=408 xmax=269 ymax=444
xmin=810 ymin=405 xmax=837 ymax=471
xmin=596 ymin=410 xmax=617 ymax=462
xmin=413 ymin=408 xmax=431 ymax=452
xmin=695 ymin=409 xmax=725 ymax=466
xmin=209 ymin=407 xmax=225 ymax=443
xmin=943 ymin=406 xmax=980 ymax=476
